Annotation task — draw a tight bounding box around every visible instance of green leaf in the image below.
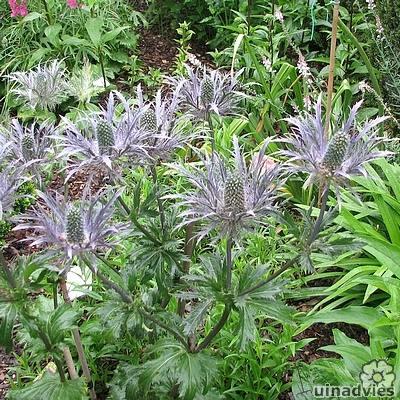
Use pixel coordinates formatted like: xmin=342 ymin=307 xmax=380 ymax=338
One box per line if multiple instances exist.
xmin=0 ymin=303 xmax=17 ymax=352
xmin=102 ymin=27 xmax=127 ymax=44
xmin=44 ymin=24 xmax=62 ymax=47
xmin=300 ymin=306 xmax=390 ymax=339
xmin=21 ymin=12 xmax=42 ymax=22
xmin=140 ymin=340 xmax=217 ymax=399
xmin=85 ymin=17 xmax=104 ymax=47
xmin=46 ymin=304 xmax=79 ymax=345
xmin=321 ymin=329 xmax=371 ymax=376
xmin=184 ymin=299 xmax=213 ymax=335
xmin=61 ymin=35 xmax=90 ymax=47
xmin=8 ymin=373 xmax=87 ymax=400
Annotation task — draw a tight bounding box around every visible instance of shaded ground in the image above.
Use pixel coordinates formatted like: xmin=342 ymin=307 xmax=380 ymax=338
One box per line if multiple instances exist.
xmin=0 ymin=350 xmax=16 ymax=400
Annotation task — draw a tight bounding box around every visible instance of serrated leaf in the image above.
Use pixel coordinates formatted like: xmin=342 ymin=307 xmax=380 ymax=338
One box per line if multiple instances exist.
xmin=140 ymin=340 xmax=217 ymax=399
xmin=8 ymin=373 xmax=87 ymax=400
xmin=0 ymin=303 xmax=17 ymax=352
xmin=46 ymin=304 xmax=79 ymax=345
xmin=184 ymin=299 xmax=213 ymax=335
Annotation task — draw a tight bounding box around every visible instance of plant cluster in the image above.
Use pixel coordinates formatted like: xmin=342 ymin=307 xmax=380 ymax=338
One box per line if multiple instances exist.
xmin=0 ymin=1 xmax=399 ymax=399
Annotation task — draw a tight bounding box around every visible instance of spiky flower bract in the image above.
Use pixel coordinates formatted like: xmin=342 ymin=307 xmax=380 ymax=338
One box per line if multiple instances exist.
xmin=57 ymin=91 xmax=149 ymax=180
xmin=135 ymin=84 xmax=193 ymax=162
xmin=14 ymin=189 xmax=127 ymax=259
xmin=9 ymin=60 xmax=68 ymax=111
xmin=168 ymin=65 xmax=244 ymax=120
xmin=0 ymin=119 xmax=55 ymax=166
xmin=170 ymin=137 xmax=281 ymax=240
xmin=0 ymin=165 xmax=27 ymax=220
xmin=282 ymin=98 xmax=389 ymax=193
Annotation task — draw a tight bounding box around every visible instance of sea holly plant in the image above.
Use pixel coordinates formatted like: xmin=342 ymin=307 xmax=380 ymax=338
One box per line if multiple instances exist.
xmin=0 ymin=60 xmax=391 ymax=399
xmin=57 ymin=91 xmax=149 ymax=181
xmin=8 ymin=60 xmax=68 ymax=114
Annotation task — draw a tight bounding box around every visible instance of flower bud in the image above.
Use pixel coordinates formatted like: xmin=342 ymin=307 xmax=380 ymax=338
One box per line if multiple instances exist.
xmin=66 ymin=206 xmax=84 ymax=244
xmin=21 ymin=133 xmax=35 ymax=160
xmin=200 ymin=77 xmax=214 ymax=106
xmin=140 ymin=109 xmax=158 ymax=133
xmin=224 ymin=173 xmax=245 ymax=214
xmin=96 ymin=120 xmax=115 ymax=153
xmin=321 ymin=131 xmax=349 ymax=171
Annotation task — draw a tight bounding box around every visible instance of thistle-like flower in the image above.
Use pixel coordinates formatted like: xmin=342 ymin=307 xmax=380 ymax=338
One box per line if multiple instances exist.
xmin=135 ymin=84 xmax=193 ymax=162
xmin=67 ymin=59 xmax=104 ymax=104
xmin=9 ymin=60 xmax=68 ymax=111
xmin=168 ymin=65 xmax=244 ymax=120
xmin=170 ymin=137 xmax=281 ymax=240
xmin=14 ymin=189 xmax=127 ymax=259
xmin=282 ymin=98 xmax=389 ymax=193
xmin=0 ymin=166 xmax=26 ymax=219
xmin=0 ymin=119 xmax=55 ymax=166
xmin=57 ymin=91 xmax=149 ymax=179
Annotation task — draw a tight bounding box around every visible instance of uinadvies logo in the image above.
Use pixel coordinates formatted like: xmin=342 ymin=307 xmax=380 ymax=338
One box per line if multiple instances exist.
xmin=313 ymin=359 xmax=396 ymax=398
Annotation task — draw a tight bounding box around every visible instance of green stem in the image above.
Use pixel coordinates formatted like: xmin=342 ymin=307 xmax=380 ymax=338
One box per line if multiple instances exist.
xmin=36 ymin=329 xmax=66 ymax=382
xmin=98 ymin=48 xmax=107 ymax=90
xmin=40 ymin=0 xmax=52 ymax=25
xmin=195 ymin=304 xmax=232 ymax=352
xmin=177 ymin=223 xmax=196 ymax=317
xmin=83 ymin=256 xmax=187 ymax=348
xmin=59 ymin=276 xmax=97 ymax=400
xmin=150 ymin=165 xmax=166 ymax=235
xmin=82 ymin=257 xmax=133 ymax=304
xmin=240 ymin=185 xmax=330 ymax=297
xmin=140 ymin=307 xmax=189 ymax=349
xmin=247 ymin=0 xmax=253 ymax=34
xmin=338 ymin=18 xmax=382 ymax=98
xmin=116 ymin=196 xmax=161 ymax=245
xmin=226 ymin=238 xmax=233 ymax=290
xmin=0 ymin=251 xmax=16 ymax=289
xmin=93 ymin=253 xmax=119 ymax=274
xmin=53 ymin=281 xmax=58 ymax=309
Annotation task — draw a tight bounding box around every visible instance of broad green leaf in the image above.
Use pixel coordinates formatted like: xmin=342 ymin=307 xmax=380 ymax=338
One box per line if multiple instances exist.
xmin=0 ymin=303 xmax=17 ymax=352
xmin=8 ymin=373 xmax=86 ymax=400
xmin=300 ymin=306 xmax=383 ymax=334
xmin=140 ymin=340 xmax=217 ymax=399
xmin=21 ymin=12 xmax=42 ymax=22
xmin=102 ymin=27 xmax=127 ymax=44
xmin=321 ymin=329 xmax=371 ymax=376
xmin=85 ymin=17 xmax=104 ymax=47
xmin=44 ymin=24 xmax=62 ymax=47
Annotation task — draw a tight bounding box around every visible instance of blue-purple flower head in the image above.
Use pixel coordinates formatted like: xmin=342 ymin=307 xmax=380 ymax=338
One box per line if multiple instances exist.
xmin=14 ymin=189 xmax=127 ymax=259
xmin=0 ymin=165 xmax=27 ymax=220
xmin=171 ymin=137 xmax=282 ymax=240
xmin=168 ymin=65 xmax=245 ymax=120
xmin=282 ymin=98 xmax=389 ymax=192
xmin=0 ymin=119 xmax=55 ymax=166
xmin=135 ymin=84 xmax=193 ymax=162
xmin=57 ymin=91 xmax=149 ymax=180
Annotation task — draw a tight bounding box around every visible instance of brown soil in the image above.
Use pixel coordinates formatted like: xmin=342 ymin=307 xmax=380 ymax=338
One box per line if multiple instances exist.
xmin=0 ymin=349 xmax=16 ymax=400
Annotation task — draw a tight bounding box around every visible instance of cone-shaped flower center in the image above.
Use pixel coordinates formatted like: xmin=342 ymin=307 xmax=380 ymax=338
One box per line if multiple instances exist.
xmin=21 ymin=133 xmax=35 ymax=160
xmin=200 ymin=77 xmax=214 ymax=106
xmin=321 ymin=131 xmax=349 ymax=172
xmin=66 ymin=206 xmax=85 ymax=244
xmin=140 ymin=109 xmax=158 ymax=133
xmin=96 ymin=120 xmax=115 ymax=154
xmin=224 ymin=173 xmax=245 ymax=214
xmin=36 ymin=72 xmax=48 ymax=95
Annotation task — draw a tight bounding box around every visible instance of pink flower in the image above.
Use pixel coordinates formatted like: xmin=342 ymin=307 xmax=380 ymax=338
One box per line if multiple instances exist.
xmin=67 ymin=0 xmax=80 ymax=8
xmin=8 ymin=0 xmax=28 ymax=17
